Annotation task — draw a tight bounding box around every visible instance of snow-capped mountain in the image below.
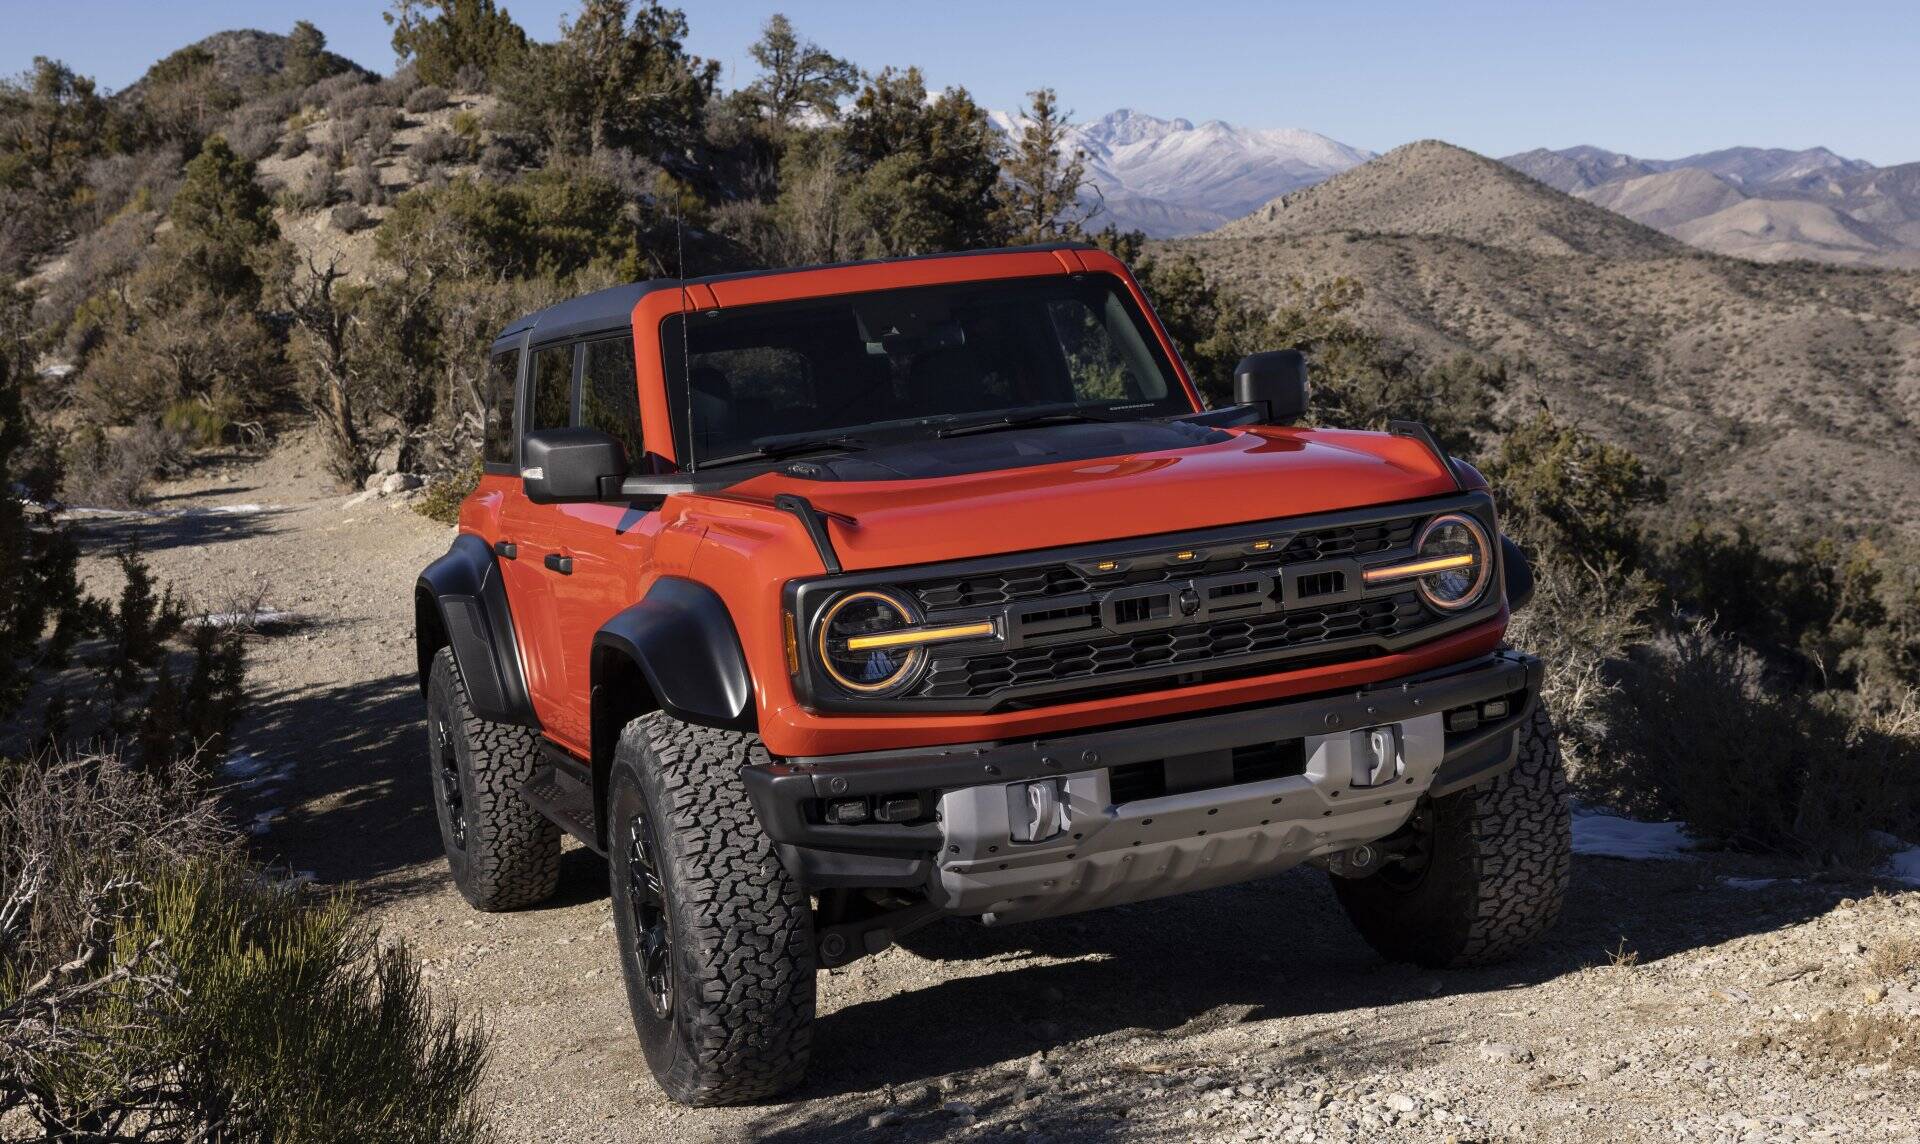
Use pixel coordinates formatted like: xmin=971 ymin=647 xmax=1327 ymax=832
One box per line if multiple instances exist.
xmin=990 ymin=108 xmax=1374 ymax=237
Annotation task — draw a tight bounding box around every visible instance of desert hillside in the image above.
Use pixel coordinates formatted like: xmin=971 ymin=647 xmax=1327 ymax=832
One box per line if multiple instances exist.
xmin=1185 ymin=144 xmax=1920 ymax=536
xmin=1216 ymin=140 xmax=1683 ymax=260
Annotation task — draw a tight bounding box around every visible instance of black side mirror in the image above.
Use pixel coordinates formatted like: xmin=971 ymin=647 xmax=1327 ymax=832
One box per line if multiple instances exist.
xmin=522 ymin=427 xmax=627 ymax=504
xmin=1233 ymin=350 xmax=1310 ymax=424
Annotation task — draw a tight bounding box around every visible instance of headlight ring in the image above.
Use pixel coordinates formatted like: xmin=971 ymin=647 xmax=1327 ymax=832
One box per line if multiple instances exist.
xmin=1410 ymin=512 xmax=1492 ymax=611
xmin=814 ymin=589 xmax=929 ymax=695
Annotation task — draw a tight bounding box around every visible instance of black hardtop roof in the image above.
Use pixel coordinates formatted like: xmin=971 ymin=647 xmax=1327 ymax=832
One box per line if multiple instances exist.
xmin=489 ymin=242 xmax=1096 ymax=351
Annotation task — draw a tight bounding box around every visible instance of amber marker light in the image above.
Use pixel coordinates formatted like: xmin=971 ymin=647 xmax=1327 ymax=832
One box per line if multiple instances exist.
xmin=844 ymin=620 xmax=997 ymax=652
xmin=783 ymin=611 xmax=801 ymax=673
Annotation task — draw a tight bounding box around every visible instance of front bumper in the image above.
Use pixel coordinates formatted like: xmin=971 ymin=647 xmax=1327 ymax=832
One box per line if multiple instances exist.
xmin=744 ymin=650 xmax=1541 ymax=924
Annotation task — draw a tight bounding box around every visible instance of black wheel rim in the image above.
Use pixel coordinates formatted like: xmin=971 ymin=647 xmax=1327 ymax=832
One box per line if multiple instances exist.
xmin=433 ymin=716 xmax=466 ymax=850
xmin=625 ymin=810 xmax=673 ymax=1020
xmin=1374 ymin=804 xmax=1435 ymax=892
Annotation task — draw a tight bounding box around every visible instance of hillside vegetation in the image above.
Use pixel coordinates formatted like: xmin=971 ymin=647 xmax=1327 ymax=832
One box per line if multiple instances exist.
xmin=1187 ymin=141 xmax=1920 ymax=538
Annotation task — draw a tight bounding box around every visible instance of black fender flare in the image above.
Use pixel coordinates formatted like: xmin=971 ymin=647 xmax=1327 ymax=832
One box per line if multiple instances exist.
xmin=414 ymin=534 xmax=540 ymax=727
xmin=1501 ymin=535 xmax=1535 ymax=614
xmin=591 ymin=578 xmax=755 ymax=733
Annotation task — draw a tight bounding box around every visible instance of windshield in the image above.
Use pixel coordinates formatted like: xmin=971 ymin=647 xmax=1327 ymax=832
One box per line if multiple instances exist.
xmin=661 ymin=274 xmax=1193 ymax=467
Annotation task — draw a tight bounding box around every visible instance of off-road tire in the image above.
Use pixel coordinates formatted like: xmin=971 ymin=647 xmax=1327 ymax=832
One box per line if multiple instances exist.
xmin=425 ymin=647 xmax=561 ymax=911
xmin=608 ymin=712 xmax=815 ymax=1106
xmin=1332 ymin=703 xmax=1570 ymax=968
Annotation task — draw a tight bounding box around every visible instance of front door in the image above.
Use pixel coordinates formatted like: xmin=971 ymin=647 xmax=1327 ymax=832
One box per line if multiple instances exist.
xmin=496 ymin=337 xmax=583 ymax=744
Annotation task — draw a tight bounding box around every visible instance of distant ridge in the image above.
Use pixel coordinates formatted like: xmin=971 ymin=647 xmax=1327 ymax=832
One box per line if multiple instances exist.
xmin=1215 ymin=140 xmax=1679 ymax=260
xmin=1500 ymin=143 xmax=1919 ymax=266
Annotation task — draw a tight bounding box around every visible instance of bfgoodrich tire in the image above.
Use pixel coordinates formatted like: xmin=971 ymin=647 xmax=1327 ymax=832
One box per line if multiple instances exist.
xmin=608 ymin=712 xmax=815 ymax=1106
xmin=425 ymin=647 xmax=561 ymax=911
xmin=1332 ymin=704 xmax=1571 ymax=968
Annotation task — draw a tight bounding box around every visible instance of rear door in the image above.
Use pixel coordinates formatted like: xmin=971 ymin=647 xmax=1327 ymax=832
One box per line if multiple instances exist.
xmin=496 ymin=338 xmax=581 ymax=741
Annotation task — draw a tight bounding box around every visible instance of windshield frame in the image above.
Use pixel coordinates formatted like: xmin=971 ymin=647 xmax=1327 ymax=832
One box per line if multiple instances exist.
xmin=658 ymin=272 xmax=1200 ymax=470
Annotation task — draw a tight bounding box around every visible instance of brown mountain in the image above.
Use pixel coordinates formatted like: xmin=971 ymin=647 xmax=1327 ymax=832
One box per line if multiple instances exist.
xmin=1576 ymin=168 xmax=1749 ymax=231
xmin=1182 ymin=143 xmax=1920 ymax=536
xmin=1216 ymin=140 xmax=1680 ymax=260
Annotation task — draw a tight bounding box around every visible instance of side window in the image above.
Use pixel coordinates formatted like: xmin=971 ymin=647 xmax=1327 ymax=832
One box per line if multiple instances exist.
xmin=580 ymin=335 xmax=644 ymax=472
xmin=483 ymin=349 xmax=519 ymax=466
xmin=528 ymin=343 xmax=574 ymax=433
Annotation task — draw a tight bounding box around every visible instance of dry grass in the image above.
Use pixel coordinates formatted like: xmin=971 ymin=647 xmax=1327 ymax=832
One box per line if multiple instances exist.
xmin=1864 ymin=937 xmax=1920 ymax=984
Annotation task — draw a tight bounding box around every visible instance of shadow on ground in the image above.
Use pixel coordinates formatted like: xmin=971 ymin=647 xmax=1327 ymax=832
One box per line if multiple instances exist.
xmin=68 ymin=504 xmax=285 ymax=556
xmin=740 ymin=854 xmax=1850 ymax=1140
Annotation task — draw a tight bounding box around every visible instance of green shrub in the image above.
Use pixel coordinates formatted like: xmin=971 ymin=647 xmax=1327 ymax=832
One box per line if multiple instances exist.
xmin=0 ymin=756 xmax=490 ymax=1143
xmin=415 ymin=455 xmax=482 ymax=525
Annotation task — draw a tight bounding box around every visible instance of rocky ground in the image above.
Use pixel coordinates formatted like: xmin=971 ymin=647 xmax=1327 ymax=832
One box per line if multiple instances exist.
xmin=68 ymin=434 xmax=1920 ymax=1143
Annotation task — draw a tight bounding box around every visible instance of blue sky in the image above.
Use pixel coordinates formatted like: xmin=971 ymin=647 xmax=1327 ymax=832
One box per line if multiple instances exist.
xmin=3 ymin=0 xmax=1915 ymax=164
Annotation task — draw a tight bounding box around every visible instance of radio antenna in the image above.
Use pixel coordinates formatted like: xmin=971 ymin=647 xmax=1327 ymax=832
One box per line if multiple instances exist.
xmin=677 ymin=213 xmax=696 ymax=474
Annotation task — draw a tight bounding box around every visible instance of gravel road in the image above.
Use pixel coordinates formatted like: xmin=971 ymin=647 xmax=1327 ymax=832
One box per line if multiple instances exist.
xmin=72 ymin=435 xmax=1920 ymax=1143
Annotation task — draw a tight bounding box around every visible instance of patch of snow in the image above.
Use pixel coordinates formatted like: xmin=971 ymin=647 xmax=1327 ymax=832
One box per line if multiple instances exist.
xmin=250 ymin=807 xmax=285 ymax=836
xmin=222 ymin=751 xmax=293 ymax=790
xmin=1722 ymin=876 xmax=1779 ymax=891
xmin=1571 ymin=809 xmax=1696 ymax=861
xmin=1882 ymin=845 xmax=1920 ymax=887
xmin=61 ymin=502 xmax=280 ymax=520
xmin=189 ymin=609 xmax=302 ymax=630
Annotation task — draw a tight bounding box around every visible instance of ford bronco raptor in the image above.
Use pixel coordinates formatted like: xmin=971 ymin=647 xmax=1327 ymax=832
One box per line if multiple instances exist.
xmin=414 ymin=244 xmax=1567 ymax=1105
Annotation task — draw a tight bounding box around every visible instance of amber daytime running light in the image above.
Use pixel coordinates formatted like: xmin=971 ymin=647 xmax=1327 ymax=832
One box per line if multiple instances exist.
xmin=1362 ymin=513 xmax=1493 ymax=611
xmin=812 ymin=590 xmax=998 ymax=694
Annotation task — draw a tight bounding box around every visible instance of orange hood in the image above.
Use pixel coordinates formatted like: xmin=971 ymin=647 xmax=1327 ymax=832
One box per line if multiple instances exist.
xmin=720 ymin=425 xmax=1464 ymax=573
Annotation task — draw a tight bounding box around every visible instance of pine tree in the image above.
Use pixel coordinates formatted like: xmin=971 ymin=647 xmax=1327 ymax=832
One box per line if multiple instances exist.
xmin=386 ymin=0 xmax=529 ymax=89
xmin=996 ymin=88 xmax=1095 ymax=244
xmin=744 ymin=14 xmax=860 ymax=127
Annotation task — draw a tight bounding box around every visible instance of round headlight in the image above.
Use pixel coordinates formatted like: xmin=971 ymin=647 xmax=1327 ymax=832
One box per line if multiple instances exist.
xmin=1412 ymin=513 xmax=1492 ymax=611
xmin=816 ymin=590 xmax=927 ymax=694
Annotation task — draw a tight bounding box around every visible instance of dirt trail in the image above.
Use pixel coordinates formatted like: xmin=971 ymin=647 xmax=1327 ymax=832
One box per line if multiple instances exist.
xmin=72 ymin=435 xmax=1920 ymax=1144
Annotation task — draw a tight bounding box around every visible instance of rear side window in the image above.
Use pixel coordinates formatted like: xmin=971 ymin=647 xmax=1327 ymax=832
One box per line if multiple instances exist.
xmin=483 ymin=349 xmax=518 ymax=466
xmin=528 ymin=343 xmax=574 ymax=432
xmin=580 ymin=335 xmax=644 ymax=472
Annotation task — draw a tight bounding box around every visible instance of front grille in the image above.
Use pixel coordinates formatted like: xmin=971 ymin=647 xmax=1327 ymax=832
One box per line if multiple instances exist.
xmin=907 ymin=518 xmax=1417 ymax=613
xmin=918 ymin=592 xmax=1427 ymax=700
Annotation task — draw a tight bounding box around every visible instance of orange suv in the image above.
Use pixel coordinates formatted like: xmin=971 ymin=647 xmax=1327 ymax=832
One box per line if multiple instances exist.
xmin=414 ymin=244 xmax=1566 ymax=1105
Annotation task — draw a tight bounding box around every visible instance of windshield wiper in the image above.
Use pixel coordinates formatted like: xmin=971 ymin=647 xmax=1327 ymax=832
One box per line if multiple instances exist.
xmin=700 ymin=433 xmax=868 ymax=468
xmin=934 ymin=404 xmax=1123 ymax=439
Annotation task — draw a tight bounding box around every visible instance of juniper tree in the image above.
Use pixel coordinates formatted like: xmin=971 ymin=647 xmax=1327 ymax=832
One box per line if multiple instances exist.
xmin=745 ymin=14 xmax=860 ymax=127
xmin=996 ymin=88 xmax=1094 ymax=244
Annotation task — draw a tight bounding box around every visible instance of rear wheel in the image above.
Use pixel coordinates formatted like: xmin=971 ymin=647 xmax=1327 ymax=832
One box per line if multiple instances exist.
xmin=425 ymin=647 xmax=560 ymax=911
xmin=1332 ymin=704 xmax=1571 ymax=967
xmin=608 ymin=712 xmax=815 ymax=1105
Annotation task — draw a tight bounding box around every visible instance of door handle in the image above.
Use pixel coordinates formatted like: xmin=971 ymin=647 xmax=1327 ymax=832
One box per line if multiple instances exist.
xmin=494 ymin=540 xmax=517 ymax=559
xmin=544 ymin=553 xmax=573 ymax=575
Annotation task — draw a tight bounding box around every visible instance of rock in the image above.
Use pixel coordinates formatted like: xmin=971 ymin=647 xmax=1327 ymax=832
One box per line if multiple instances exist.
xmin=867 ymin=1109 xmax=906 ymax=1129
xmin=1025 ymin=1055 xmax=1057 ymax=1083
xmin=342 ymin=489 xmax=380 ymax=508
xmin=1385 ymin=1094 xmax=1417 ymax=1114
xmin=941 ymin=1100 xmax=976 ymax=1125
xmin=363 ymin=472 xmax=388 ymax=492
xmin=1479 ymin=1041 xmax=1534 ymax=1064
xmin=381 ymin=472 xmax=424 ymax=495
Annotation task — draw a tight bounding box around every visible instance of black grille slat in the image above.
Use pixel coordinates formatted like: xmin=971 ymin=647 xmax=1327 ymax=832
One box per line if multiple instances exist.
xmin=906 ymin=518 xmax=1418 ymax=614
xmin=919 ymin=592 xmax=1427 ymax=700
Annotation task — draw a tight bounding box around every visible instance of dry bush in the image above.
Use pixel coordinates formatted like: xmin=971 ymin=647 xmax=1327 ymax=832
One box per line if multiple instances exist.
xmin=0 ymin=754 xmax=490 ymax=1142
xmin=410 ymin=128 xmax=467 ymax=174
xmin=405 ymin=84 xmax=448 ymax=114
xmin=1864 ymin=937 xmax=1920 ymax=984
xmin=277 ymin=129 xmax=310 ymax=160
xmin=282 ymin=162 xmax=339 ymax=213
xmin=330 ymin=202 xmax=369 ymax=233
xmin=1504 ymin=552 xmax=1654 ymax=775
xmin=58 ymin=421 xmax=194 ymax=509
xmin=342 ymin=162 xmax=386 ymax=207
xmin=1589 ymin=621 xmax=1920 ymax=865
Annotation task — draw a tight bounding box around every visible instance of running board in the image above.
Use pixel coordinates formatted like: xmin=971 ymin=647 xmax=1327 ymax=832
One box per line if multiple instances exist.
xmin=520 ymin=758 xmax=602 ymax=854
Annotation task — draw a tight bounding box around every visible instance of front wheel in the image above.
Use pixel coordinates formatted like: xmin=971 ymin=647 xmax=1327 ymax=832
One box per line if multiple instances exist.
xmin=607 ymin=712 xmax=815 ymax=1106
xmin=1332 ymin=703 xmax=1571 ymax=967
